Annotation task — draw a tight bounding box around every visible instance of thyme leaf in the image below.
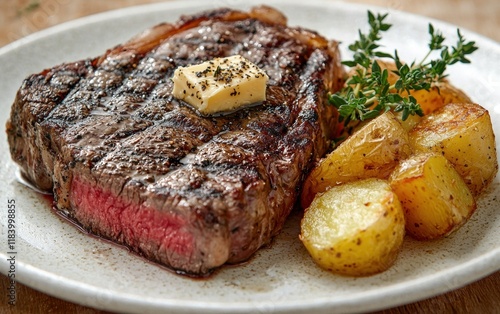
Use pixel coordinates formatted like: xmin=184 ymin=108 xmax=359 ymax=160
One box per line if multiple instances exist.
xmin=331 ymin=11 xmax=478 ymax=123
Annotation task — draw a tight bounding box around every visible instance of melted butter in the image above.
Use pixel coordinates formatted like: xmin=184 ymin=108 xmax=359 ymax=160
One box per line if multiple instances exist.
xmin=172 ymin=55 xmax=268 ymax=115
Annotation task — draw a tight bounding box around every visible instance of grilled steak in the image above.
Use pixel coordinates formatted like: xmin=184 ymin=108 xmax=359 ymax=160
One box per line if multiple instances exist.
xmin=6 ymin=6 xmax=344 ymax=275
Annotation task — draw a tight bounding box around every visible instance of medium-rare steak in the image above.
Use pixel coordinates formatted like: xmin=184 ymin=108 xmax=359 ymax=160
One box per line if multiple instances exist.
xmin=6 ymin=6 xmax=344 ymax=275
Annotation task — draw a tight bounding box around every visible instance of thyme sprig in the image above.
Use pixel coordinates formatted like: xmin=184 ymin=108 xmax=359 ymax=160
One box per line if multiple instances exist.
xmin=330 ymin=11 xmax=478 ymax=125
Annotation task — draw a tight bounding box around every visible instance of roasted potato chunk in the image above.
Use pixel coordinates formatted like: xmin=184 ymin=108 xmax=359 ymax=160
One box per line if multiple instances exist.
xmin=409 ymin=103 xmax=498 ymax=196
xmin=301 ymin=111 xmax=412 ymax=209
xmin=300 ymin=178 xmax=405 ymax=276
xmin=408 ymin=82 xmax=472 ymax=115
xmin=389 ymin=152 xmax=476 ymax=240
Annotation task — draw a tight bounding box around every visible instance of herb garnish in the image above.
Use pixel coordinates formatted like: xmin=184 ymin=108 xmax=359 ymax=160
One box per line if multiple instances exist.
xmin=329 ymin=11 xmax=478 ymax=125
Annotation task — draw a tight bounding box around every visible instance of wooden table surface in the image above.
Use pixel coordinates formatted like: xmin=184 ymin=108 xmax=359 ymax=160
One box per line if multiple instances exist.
xmin=1 ymin=0 xmax=499 ymax=313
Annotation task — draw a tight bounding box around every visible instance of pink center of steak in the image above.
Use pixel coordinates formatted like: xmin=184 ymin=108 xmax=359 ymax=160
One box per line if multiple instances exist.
xmin=70 ymin=175 xmax=194 ymax=258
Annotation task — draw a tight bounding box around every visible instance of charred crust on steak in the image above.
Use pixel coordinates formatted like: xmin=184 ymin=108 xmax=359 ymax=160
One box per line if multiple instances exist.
xmin=6 ymin=5 xmax=344 ymax=276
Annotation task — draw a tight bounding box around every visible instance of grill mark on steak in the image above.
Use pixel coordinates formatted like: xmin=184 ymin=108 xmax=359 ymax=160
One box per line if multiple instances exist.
xmin=6 ymin=6 xmax=344 ymax=275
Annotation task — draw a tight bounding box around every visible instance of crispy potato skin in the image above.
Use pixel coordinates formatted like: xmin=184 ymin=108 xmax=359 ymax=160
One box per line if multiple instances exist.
xmin=300 ymin=178 xmax=405 ymax=276
xmin=301 ymin=112 xmax=412 ymax=209
xmin=389 ymin=152 xmax=476 ymax=240
xmin=409 ymin=103 xmax=498 ymax=196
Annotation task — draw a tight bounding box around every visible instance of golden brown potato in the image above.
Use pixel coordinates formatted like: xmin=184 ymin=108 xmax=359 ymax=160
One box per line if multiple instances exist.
xmin=389 ymin=152 xmax=476 ymax=240
xmin=301 ymin=111 xmax=412 ymax=209
xmin=408 ymin=82 xmax=472 ymax=115
xmin=409 ymin=103 xmax=498 ymax=196
xmin=300 ymin=178 xmax=405 ymax=276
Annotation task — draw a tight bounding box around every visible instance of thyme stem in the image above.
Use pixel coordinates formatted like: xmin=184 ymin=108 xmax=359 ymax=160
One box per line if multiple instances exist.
xmin=330 ymin=11 xmax=478 ymax=126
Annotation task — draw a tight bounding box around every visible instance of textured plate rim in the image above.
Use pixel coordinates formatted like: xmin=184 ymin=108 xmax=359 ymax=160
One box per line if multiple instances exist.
xmin=0 ymin=0 xmax=499 ymax=313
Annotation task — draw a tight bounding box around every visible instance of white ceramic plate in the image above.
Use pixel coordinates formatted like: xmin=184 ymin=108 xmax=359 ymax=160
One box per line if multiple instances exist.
xmin=1 ymin=0 xmax=499 ymax=313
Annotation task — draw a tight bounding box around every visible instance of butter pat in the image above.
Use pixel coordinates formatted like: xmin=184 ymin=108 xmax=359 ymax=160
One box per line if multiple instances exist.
xmin=172 ymin=55 xmax=269 ymax=115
